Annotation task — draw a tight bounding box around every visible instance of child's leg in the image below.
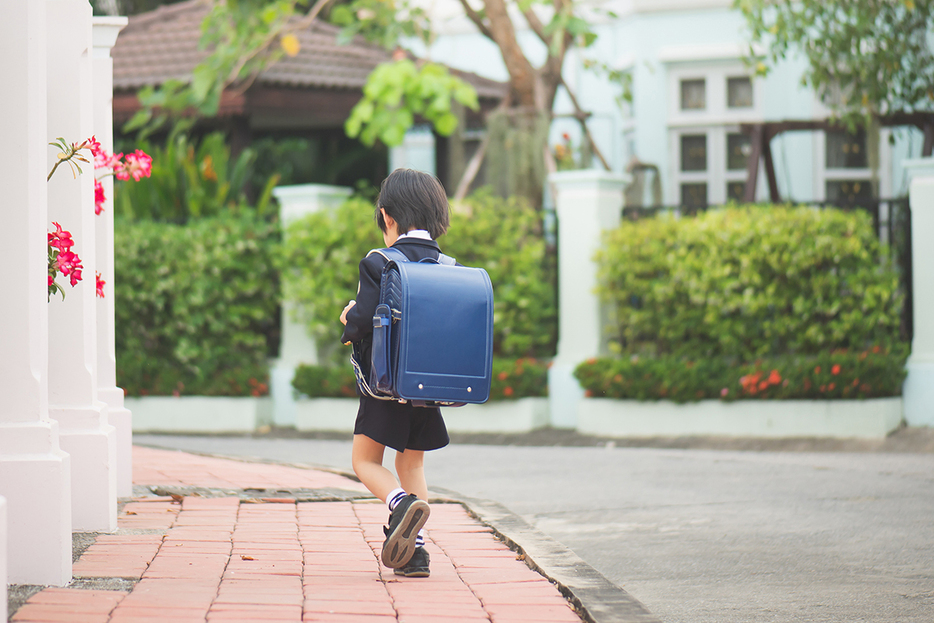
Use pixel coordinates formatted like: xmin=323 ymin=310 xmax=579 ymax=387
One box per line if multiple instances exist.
xmin=394 ymin=449 xmax=428 ymax=501
xmin=351 ymin=434 xmax=400 ymax=503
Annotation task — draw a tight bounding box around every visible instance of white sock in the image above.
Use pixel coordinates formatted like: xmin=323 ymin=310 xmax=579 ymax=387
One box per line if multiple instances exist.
xmin=416 ymin=528 xmax=426 ymax=548
xmin=387 ymin=488 xmax=407 ymax=512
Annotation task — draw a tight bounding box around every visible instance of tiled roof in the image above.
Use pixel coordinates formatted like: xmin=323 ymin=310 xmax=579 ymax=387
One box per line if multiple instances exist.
xmin=112 ymin=0 xmax=506 ymax=99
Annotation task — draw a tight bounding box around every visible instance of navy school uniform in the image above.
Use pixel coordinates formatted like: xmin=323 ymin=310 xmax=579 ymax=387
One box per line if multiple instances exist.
xmin=340 ymin=237 xmax=450 ymax=453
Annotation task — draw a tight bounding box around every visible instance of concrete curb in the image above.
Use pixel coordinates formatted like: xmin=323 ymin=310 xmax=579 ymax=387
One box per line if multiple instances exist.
xmin=435 ymin=488 xmax=661 ymax=623
xmin=133 ymin=443 xmax=661 ymax=623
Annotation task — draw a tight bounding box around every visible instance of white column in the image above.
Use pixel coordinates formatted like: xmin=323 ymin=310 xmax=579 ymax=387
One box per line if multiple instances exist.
xmin=1 ymin=495 xmax=6 ymax=615
xmin=92 ymin=16 xmax=132 ymax=498
xmin=47 ymin=0 xmax=117 ymax=532
xmin=548 ymin=170 xmax=630 ymax=429
xmin=0 ymin=0 xmax=72 ymax=586
xmin=903 ymin=159 xmax=934 ymax=427
xmin=270 ymin=184 xmax=353 ymax=426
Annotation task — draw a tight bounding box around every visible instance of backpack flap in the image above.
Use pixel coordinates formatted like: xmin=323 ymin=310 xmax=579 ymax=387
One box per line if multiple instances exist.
xmin=393 ymin=261 xmax=493 ymax=404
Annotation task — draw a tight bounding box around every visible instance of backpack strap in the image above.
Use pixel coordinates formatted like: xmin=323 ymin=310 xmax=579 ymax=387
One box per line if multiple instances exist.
xmin=368 ymin=247 xmax=456 ymax=266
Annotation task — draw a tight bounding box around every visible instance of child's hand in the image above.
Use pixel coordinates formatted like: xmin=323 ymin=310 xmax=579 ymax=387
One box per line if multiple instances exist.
xmin=340 ymin=300 xmax=356 ymax=326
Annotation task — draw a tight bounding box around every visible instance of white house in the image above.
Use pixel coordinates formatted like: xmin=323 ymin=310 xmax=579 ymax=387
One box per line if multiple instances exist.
xmin=402 ymin=0 xmax=926 ymax=206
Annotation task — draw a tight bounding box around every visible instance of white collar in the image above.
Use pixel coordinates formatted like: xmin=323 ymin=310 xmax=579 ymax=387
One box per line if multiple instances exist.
xmin=397 ymin=229 xmax=433 ymax=241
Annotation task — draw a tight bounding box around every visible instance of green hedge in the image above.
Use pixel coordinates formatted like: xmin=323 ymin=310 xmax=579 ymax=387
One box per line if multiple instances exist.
xmin=281 ymin=188 xmax=556 ymax=361
xmin=114 ymin=214 xmax=279 ymax=396
xmin=597 ymin=205 xmax=903 ymax=359
xmin=293 ymin=357 xmax=549 ymax=401
xmin=575 ymin=348 xmax=907 ymax=402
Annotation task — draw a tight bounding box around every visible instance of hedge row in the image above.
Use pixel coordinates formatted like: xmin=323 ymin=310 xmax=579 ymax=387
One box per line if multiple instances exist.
xmin=574 ymin=348 xmax=907 ymax=403
xmin=114 ymin=215 xmax=279 ymax=396
xmin=596 ymin=205 xmax=903 ymax=359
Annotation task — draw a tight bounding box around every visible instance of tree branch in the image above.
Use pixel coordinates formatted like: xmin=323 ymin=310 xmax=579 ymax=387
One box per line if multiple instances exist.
xmin=456 ymin=0 xmax=495 ymax=41
xmin=559 ymin=76 xmax=610 ymax=170
xmin=521 ymin=7 xmax=548 ymax=45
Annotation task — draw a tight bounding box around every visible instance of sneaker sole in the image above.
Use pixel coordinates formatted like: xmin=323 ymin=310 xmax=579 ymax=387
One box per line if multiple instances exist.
xmin=393 ymin=567 xmax=430 ymax=578
xmin=381 ymin=499 xmax=430 ymax=568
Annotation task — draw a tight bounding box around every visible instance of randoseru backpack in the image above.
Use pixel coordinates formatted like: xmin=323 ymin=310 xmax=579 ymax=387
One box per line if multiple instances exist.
xmin=351 ymin=247 xmax=494 ymax=407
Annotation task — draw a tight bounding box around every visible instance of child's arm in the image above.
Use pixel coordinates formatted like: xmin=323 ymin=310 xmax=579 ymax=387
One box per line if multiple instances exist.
xmin=340 ymin=254 xmax=383 ymax=345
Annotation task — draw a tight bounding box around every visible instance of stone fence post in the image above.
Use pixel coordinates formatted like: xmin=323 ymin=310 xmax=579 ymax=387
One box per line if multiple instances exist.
xmin=270 ymin=184 xmax=353 ymax=427
xmin=548 ymin=170 xmax=630 ymax=429
xmin=0 ymin=0 xmax=72 ymax=586
xmin=47 ymin=0 xmax=117 ymax=533
xmin=903 ymin=159 xmax=934 ymax=426
xmin=92 ymin=16 xmax=131 ymax=498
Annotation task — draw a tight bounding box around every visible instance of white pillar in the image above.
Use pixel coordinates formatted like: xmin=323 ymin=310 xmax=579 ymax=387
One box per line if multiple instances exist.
xmin=1 ymin=495 xmax=6 ymax=615
xmin=47 ymin=0 xmax=117 ymax=532
xmin=0 ymin=0 xmax=73 ymax=586
xmin=903 ymin=159 xmax=934 ymax=427
xmin=270 ymin=184 xmax=353 ymax=426
xmin=92 ymin=16 xmax=132 ymax=498
xmin=548 ymin=170 xmax=630 ymax=429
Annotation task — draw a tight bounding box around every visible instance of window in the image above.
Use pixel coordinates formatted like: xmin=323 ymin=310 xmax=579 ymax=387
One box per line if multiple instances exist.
xmin=726 ymin=133 xmax=751 ymax=170
xmin=826 ymin=180 xmax=873 ymax=203
xmin=681 ymin=183 xmax=708 ymax=206
xmin=826 ymin=129 xmax=867 ymax=169
xmin=681 ymin=134 xmax=707 ymax=171
xmin=680 ymin=79 xmax=706 ymax=110
xmin=727 ymin=181 xmax=746 ymax=202
xmin=727 ymin=77 xmax=753 ymax=108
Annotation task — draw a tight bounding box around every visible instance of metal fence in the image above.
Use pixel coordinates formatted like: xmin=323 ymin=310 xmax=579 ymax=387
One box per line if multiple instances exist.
xmin=619 ymin=199 xmax=914 ymax=341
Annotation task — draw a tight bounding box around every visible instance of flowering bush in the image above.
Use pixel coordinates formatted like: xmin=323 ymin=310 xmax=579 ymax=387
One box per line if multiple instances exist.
xmin=292 ymin=357 xmax=550 ymax=401
xmin=574 ymin=347 xmax=908 ymax=403
xmin=46 ymin=136 xmax=151 ymax=300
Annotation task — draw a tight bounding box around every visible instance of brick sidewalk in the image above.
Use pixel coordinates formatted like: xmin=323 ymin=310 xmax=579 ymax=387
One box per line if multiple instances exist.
xmin=11 ymin=447 xmax=583 ymax=623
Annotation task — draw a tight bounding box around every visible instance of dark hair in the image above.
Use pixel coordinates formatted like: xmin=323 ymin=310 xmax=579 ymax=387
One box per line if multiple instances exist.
xmin=375 ymin=168 xmax=450 ymax=239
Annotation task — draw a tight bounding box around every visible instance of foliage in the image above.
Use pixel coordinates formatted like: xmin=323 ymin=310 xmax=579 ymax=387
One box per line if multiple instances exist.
xmin=113 ymin=131 xmax=277 ymax=220
xmin=490 ymin=357 xmax=549 ymax=400
xmin=345 ymin=59 xmax=479 ymax=147
xmin=735 ymin=0 xmax=934 ymax=128
xmin=596 ymin=205 xmax=903 ymax=361
xmin=114 ymin=214 xmax=280 ymax=396
xmin=293 ymin=357 xmax=548 ymax=400
xmin=574 ymin=347 xmax=908 ymax=403
xmin=292 ymin=363 xmax=358 ymax=398
xmin=280 ymin=189 xmax=556 ymax=361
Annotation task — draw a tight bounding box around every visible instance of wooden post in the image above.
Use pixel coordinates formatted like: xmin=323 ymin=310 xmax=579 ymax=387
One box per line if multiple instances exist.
xmin=743 ymin=124 xmax=762 ymax=203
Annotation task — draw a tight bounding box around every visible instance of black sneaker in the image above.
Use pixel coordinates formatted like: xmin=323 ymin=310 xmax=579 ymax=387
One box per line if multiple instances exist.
xmin=394 ymin=546 xmax=430 ymax=577
xmin=381 ymin=494 xmax=430 ymax=568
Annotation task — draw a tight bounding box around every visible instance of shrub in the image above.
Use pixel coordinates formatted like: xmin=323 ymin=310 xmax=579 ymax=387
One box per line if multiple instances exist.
xmin=574 ymin=347 xmax=908 ymax=403
xmin=280 ymin=188 xmax=556 ymax=362
xmin=114 ymin=214 xmax=279 ymax=396
xmin=293 ymin=357 xmax=549 ymax=401
xmin=114 ymin=131 xmax=278 ymax=221
xmin=596 ymin=205 xmax=903 ymax=360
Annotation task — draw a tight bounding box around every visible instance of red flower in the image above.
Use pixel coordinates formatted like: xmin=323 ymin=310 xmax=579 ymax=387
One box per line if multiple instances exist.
xmin=720 ymin=388 xmax=729 ymax=397
xmin=767 ymin=370 xmax=781 ymax=385
xmin=118 ymin=150 xmax=152 ymax=181
xmin=498 ymin=371 xmax=508 ymax=381
xmin=56 ymin=250 xmax=83 ymax=286
xmin=828 ymin=382 xmax=836 ymax=391
xmin=503 ymin=386 xmax=514 ymax=397
xmin=95 ymin=272 xmax=105 ymax=298
xmin=48 ymin=222 xmax=74 ymax=251
xmin=94 ymin=178 xmax=106 ymax=215
xmin=814 ymin=366 xmax=821 ymax=375
xmin=831 ymin=364 xmax=841 ymax=375
xmin=758 ymin=380 xmax=768 ymax=391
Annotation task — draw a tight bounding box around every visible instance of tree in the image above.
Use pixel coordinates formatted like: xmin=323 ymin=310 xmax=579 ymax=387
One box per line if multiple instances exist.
xmin=736 ymin=0 xmax=934 ymax=149
xmin=129 ymin=0 xmax=611 ymax=204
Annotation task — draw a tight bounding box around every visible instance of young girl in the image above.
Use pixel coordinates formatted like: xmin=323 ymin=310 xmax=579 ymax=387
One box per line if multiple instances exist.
xmin=339 ymin=168 xmax=452 ymax=578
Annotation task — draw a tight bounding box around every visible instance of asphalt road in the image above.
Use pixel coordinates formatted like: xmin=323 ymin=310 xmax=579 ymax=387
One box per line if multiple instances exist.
xmin=134 ymin=434 xmax=934 ymax=623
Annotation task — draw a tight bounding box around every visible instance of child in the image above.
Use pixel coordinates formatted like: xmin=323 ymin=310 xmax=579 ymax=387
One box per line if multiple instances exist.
xmin=339 ymin=168 xmax=452 ymax=578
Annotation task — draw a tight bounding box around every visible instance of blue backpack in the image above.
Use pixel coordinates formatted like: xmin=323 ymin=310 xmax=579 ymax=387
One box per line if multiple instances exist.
xmin=351 ymin=247 xmax=494 ymax=407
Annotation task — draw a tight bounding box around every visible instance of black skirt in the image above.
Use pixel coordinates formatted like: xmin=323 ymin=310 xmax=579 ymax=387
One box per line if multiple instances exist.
xmin=353 ymin=396 xmax=450 ymax=453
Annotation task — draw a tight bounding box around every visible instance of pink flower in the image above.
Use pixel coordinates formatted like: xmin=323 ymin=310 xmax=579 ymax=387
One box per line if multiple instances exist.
xmin=95 ymin=272 xmax=105 ymax=298
xmin=121 ymin=150 xmax=152 ymax=181
xmin=94 ymin=178 xmax=106 ymax=215
xmin=48 ymin=275 xmax=54 ymax=287
xmin=48 ymin=222 xmax=74 ymax=251
xmin=87 ymin=135 xmax=102 ymax=158
xmin=720 ymin=388 xmax=728 ymax=397
xmin=56 ymin=250 xmax=83 ymax=287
